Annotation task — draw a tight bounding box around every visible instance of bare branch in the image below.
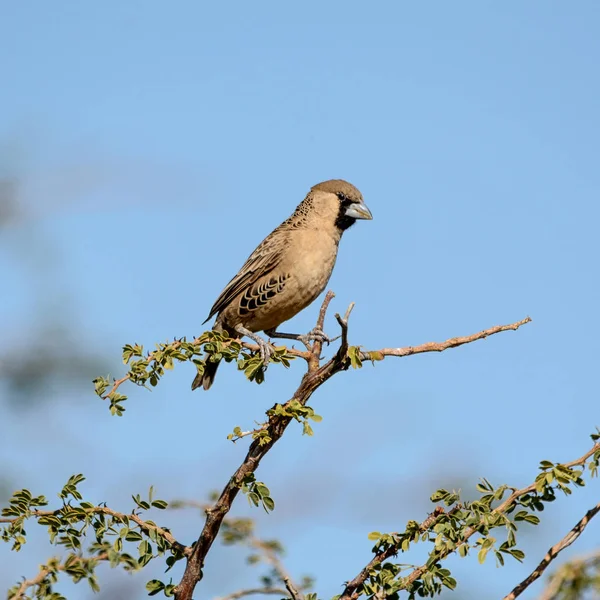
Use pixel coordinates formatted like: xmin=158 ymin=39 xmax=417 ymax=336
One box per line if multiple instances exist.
xmin=503 ymin=501 xmax=600 ymax=600
xmin=334 ymin=302 xmax=355 ymax=360
xmin=308 ymin=290 xmax=336 ymax=370
xmin=364 ymin=316 xmax=532 ymax=360
xmin=254 ymin=539 xmax=304 ymax=600
xmin=284 ymin=577 xmax=303 ymax=600
xmin=215 ymin=588 xmax=289 ymax=600
xmin=170 ymin=500 xmax=304 ymax=600
xmin=537 ymin=549 xmax=600 ymax=600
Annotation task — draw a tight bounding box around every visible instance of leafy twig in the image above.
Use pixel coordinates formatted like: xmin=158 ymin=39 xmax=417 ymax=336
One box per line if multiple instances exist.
xmin=9 ymin=553 xmax=109 ymax=600
xmin=339 ymin=439 xmax=600 ymax=600
xmin=0 ymin=505 xmax=188 ymax=556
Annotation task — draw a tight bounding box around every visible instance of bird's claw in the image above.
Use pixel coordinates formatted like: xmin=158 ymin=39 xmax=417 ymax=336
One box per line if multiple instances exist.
xmin=298 ymin=327 xmax=336 ymax=346
xmin=234 ymin=325 xmax=275 ymax=369
xmin=256 ymin=338 xmax=274 ymax=366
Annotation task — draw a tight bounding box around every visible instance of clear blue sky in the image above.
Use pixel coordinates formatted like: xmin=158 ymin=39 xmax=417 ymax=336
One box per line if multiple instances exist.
xmin=1 ymin=2 xmax=599 ymax=598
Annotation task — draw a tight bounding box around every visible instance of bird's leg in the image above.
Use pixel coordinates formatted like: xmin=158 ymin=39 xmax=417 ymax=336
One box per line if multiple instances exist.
xmin=265 ymin=327 xmax=338 ymax=347
xmin=235 ymin=324 xmax=274 ymax=365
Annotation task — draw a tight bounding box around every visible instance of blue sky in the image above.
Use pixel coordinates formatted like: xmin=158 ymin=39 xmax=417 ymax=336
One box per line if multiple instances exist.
xmin=1 ymin=2 xmax=600 ymax=598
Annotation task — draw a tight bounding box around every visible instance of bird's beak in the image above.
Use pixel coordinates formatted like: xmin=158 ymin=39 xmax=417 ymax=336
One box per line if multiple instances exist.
xmin=344 ymin=202 xmax=373 ymax=220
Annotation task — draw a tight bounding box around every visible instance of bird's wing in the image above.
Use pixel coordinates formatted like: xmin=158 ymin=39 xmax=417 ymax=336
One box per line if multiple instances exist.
xmin=203 ymin=230 xmax=288 ymax=323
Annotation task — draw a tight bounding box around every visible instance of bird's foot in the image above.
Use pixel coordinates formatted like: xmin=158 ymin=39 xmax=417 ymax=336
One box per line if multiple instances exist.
xmin=297 ymin=327 xmax=339 ymax=346
xmin=235 ymin=325 xmax=274 ymax=366
xmin=265 ymin=327 xmax=337 ymax=348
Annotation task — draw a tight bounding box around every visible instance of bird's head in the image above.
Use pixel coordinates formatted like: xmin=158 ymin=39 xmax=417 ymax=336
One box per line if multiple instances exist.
xmin=309 ymin=179 xmax=373 ymax=232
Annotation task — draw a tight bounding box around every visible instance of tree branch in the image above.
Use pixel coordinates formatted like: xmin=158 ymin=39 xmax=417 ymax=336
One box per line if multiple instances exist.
xmin=339 ymin=506 xmax=457 ymax=598
xmin=215 ymin=587 xmax=289 ymax=600
xmin=100 ymin=340 xmax=310 ymax=402
xmin=170 ymin=500 xmax=304 ymax=600
xmin=0 ymin=506 xmax=188 ymax=556
xmin=363 ymin=316 xmax=532 ymax=360
xmin=339 ymin=440 xmax=600 ymax=600
xmin=253 ymin=539 xmax=305 ymax=600
xmin=503 ymin=501 xmax=600 ymax=600
xmin=9 ymin=553 xmax=109 ymax=600
xmin=284 ymin=577 xmax=304 ymax=600
xmin=537 ymin=548 xmax=600 ymax=600
xmin=11 ymin=565 xmax=53 ymax=600
xmin=174 ymin=293 xmax=531 ymax=600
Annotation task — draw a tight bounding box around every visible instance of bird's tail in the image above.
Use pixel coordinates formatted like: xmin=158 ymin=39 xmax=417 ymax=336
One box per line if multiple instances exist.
xmin=191 ymin=321 xmax=227 ymax=391
xmin=192 ymin=359 xmax=220 ymax=391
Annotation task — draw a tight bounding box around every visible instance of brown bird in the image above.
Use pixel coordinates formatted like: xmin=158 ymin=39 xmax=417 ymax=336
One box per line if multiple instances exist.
xmin=193 ymin=179 xmax=372 ymax=391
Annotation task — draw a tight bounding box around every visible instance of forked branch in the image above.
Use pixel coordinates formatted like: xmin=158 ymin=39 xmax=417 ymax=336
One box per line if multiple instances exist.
xmin=174 ymin=292 xmax=531 ymax=600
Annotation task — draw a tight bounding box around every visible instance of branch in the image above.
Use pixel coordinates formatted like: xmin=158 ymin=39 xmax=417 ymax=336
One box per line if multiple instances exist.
xmin=170 ymin=500 xmax=304 ymax=599
xmin=175 ymin=294 xmax=349 ymax=600
xmin=335 ymin=302 xmax=355 ymax=360
xmin=339 ymin=506 xmax=453 ymax=598
xmin=284 ymin=577 xmax=304 ymax=600
xmin=503 ymin=501 xmax=600 ymax=600
xmin=339 ymin=440 xmax=600 ymax=600
xmin=168 ymin=294 xmax=531 ymax=599
xmin=215 ymin=588 xmax=289 ymax=600
xmin=253 ymin=539 xmax=305 ymax=600
xmin=0 ymin=506 xmax=188 ymax=556
xmin=9 ymin=553 xmax=109 ymax=600
xmin=99 ymin=339 xmax=309 ymax=402
xmin=537 ymin=549 xmax=600 ymax=600
xmin=11 ymin=565 xmax=53 ymax=600
xmin=363 ymin=316 xmax=532 ymax=360
xmin=308 ymin=290 xmax=336 ymax=371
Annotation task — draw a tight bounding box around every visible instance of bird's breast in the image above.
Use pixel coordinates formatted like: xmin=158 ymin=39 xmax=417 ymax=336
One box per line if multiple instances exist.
xmin=286 ymin=229 xmax=339 ymax=293
xmin=236 ymin=230 xmax=340 ymax=332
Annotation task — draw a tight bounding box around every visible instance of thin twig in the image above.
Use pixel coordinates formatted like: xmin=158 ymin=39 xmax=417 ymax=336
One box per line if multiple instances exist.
xmin=169 ymin=502 xmax=305 ymax=600
xmin=365 ymin=316 xmax=532 ymax=359
xmin=339 ymin=506 xmax=455 ymax=598
xmin=11 ymin=566 xmax=53 ymax=600
xmin=284 ymin=577 xmax=304 ymax=600
xmin=503 ymin=501 xmax=600 ymax=600
xmin=334 ymin=302 xmax=355 ymax=361
xmin=10 ymin=553 xmax=109 ymax=600
xmin=254 ymin=540 xmax=304 ymax=600
xmin=215 ymin=587 xmax=289 ymax=600
xmin=309 ymin=290 xmax=336 ymax=371
xmin=0 ymin=507 xmax=188 ymax=555
xmin=100 ymin=339 xmax=309 ymax=401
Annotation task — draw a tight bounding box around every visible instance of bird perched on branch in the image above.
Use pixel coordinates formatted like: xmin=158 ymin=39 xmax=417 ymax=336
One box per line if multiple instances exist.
xmin=193 ymin=179 xmax=373 ymax=391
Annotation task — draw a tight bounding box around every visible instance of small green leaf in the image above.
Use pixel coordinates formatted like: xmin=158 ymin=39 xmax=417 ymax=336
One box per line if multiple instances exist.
xmin=146 ymin=580 xmax=165 ymax=596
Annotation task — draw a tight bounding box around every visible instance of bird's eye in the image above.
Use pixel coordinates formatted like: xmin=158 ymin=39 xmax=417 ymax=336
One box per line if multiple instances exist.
xmin=337 ymin=192 xmax=347 ymax=202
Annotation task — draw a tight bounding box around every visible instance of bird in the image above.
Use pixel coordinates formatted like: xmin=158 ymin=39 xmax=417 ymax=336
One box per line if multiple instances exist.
xmin=192 ymin=179 xmax=372 ymax=391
